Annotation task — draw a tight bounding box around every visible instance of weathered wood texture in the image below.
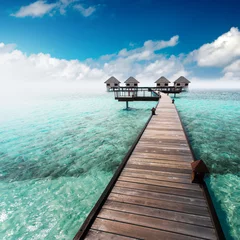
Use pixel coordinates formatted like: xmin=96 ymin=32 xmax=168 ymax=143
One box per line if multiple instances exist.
xmin=83 ymin=94 xmax=218 ymax=240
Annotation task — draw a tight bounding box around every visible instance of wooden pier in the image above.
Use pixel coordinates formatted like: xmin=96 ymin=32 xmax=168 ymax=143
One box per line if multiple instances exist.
xmin=110 ymin=86 xmax=183 ymax=94
xmin=74 ymin=94 xmax=224 ymax=240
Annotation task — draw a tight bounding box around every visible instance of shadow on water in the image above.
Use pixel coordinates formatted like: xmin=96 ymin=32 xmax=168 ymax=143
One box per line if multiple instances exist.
xmin=122 ymin=107 xmax=135 ymax=111
xmin=0 ymin=109 xmax=145 ymax=182
xmin=0 ymin=151 xmax=121 ymax=182
xmin=0 ymin=117 xmax=134 ymax=183
xmin=0 ymin=154 xmax=82 ymax=182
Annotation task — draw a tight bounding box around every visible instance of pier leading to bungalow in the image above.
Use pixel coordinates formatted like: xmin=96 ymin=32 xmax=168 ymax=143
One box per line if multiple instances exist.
xmin=74 ymin=93 xmax=224 ymax=240
xmin=112 ymin=86 xmax=183 ymax=95
xmin=112 ymin=86 xmax=182 ymax=108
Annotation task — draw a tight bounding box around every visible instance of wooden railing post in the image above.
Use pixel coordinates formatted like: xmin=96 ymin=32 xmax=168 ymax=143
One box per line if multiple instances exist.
xmin=191 ymin=160 xmax=209 ymax=183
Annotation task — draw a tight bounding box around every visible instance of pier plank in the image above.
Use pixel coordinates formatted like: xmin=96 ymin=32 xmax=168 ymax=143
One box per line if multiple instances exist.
xmin=116 ymin=181 xmax=205 ymax=199
xmin=121 ymin=170 xmax=192 ymax=184
xmin=131 ymin=152 xmax=193 ymax=162
xmin=103 ymin=200 xmax=213 ymax=227
xmin=118 ymin=176 xmax=201 ymax=191
xmin=126 ymin=163 xmax=192 ymax=174
xmin=78 ymin=93 xmax=219 ymax=240
xmin=107 ymin=193 xmax=209 ymax=216
xmin=92 ymin=218 xmax=203 ymax=240
xmin=85 ymin=230 xmax=137 ymax=240
xmin=98 ymin=209 xmax=216 ymax=239
xmin=128 ymin=157 xmax=192 ymax=167
xmin=111 ymin=186 xmax=207 ymax=206
xmin=122 ymin=168 xmax=191 ymax=179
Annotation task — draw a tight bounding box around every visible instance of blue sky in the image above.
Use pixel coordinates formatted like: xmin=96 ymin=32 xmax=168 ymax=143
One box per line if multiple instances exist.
xmin=0 ymin=0 xmax=240 ymax=89
xmin=1 ymin=0 xmax=239 ymax=60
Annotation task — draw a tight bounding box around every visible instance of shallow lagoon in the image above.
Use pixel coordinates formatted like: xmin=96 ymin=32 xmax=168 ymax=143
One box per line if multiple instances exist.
xmin=175 ymin=90 xmax=240 ymax=240
xmin=1 ymin=90 xmax=240 ymax=239
xmin=0 ymin=92 xmax=156 ymax=239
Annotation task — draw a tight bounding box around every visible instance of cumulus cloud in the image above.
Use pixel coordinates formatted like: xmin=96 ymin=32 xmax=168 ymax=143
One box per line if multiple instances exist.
xmin=189 ymin=27 xmax=240 ymax=67
xmin=0 ymin=42 xmax=108 ymax=98
xmin=11 ymin=0 xmax=96 ymax=18
xmin=100 ymin=36 xmax=183 ymax=84
xmin=0 ymin=50 xmax=106 ymax=82
xmin=0 ymin=35 xmax=185 ymax=96
xmin=2 ymin=29 xmax=240 ymax=98
xmin=98 ymin=35 xmax=180 ymax=80
xmin=222 ymin=59 xmax=240 ymax=80
xmin=0 ymin=43 xmax=16 ymax=53
xmin=136 ymin=56 xmax=189 ymax=83
xmin=117 ymin=35 xmax=179 ymax=61
xmin=224 ymin=59 xmax=240 ymax=73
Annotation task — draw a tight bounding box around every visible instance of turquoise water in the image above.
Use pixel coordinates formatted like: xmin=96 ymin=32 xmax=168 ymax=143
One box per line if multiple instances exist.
xmin=0 ymin=92 xmax=156 ymax=239
xmin=1 ymin=90 xmax=240 ymax=240
xmin=175 ymin=90 xmax=240 ymax=240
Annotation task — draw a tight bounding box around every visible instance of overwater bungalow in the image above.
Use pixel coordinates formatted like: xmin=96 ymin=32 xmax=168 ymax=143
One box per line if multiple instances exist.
xmin=104 ymin=76 xmax=121 ymax=91
xmin=124 ymin=77 xmax=139 ymax=87
xmin=155 ymin=76 xmax=171 ymax=87
xmin=174 ymin=76 xmax=191 ymax=89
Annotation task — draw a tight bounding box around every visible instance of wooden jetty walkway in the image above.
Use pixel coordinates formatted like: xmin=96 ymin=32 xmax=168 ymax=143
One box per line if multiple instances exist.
xmin=75 ymin=93 xmax=224 ymax=240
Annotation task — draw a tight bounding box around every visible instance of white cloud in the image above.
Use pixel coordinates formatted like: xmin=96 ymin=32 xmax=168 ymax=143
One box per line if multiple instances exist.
xmin=222 ymin=59 xmax=240 ymax=81
xmin=224 ymin=59 xmax=240 ymax=73
xmin=135 ymin=56 xmax=189 ymax=84
xmin=99 ymin=54 xmax=116 ymax=61
xmin=117 ymin=35 xmax=179 ymax=61
xmin=98 ymin=35 xmax=182 ymax=84
xmin=11 ymin=1 xmax=57 ymax=18
xmin=144 ymin=35 xmax=179 ymax=50
xmin=98 ymin=35 xmax=179 ymax=69
xmin=11 ymin=0 xmax=96 ymax=18
xmin=0 ymin=43 xmax=16 ymax=53
xmin=189 ymin=27 xmax=240 ymax=67
xmin=74 ymin=4 xmax=96 ymax=17
xmin=2 ymin=29 xmax=240 ymax=99
xmin=0 ymin=43 xmax=108 ymax=98
xmin=0 ymin=36 xmax=185 ymax=97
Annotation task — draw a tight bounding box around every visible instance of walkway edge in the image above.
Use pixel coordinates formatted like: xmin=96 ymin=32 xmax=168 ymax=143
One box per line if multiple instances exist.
xmin=73 ymin=102 xmax=158 ymax=240
xmin=175 ymin=105 xmax=226 ymax=240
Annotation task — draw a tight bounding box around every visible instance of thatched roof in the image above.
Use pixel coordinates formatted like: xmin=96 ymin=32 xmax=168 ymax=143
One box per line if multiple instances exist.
xmin=174 ymin=76 xmax=191 ymax=83
xmin=125 ymin=77 xmax=139 ymax=84
xmin=155 ymin=76 xmax=170 ymax=83
xmin=104 ymin=76 xmax=121 ymax=84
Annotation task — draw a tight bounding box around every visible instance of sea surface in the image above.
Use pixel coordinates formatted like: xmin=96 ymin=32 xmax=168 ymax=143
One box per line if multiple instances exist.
xmin=175 ymin=90 xmax=240 ymax=240
xmin=0 ymin=90 xmax=239 ymax=240
xmin=0 ymin=91 xmax=156 ymax=239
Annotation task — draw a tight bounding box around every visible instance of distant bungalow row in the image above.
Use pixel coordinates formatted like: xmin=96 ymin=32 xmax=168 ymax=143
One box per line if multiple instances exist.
xmin=105 ymin=76 xmax=191 ymax=91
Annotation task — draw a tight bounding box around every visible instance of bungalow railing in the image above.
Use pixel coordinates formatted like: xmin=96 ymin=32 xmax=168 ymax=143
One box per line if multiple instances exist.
xmin=113 ymin=88 xmax=158 ymax=98
xmin=111 ymin=86 xmax=182 ymax=96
